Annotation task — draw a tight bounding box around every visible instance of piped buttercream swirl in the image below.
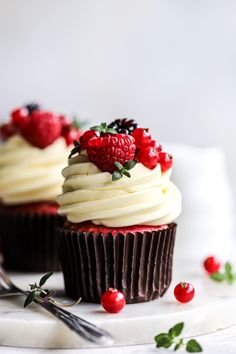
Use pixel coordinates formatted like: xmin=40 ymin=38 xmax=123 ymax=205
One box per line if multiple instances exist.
xmin=0 ymin=135 xmax=70 ymax=204
xmin=57 ymin=151 xmax=182 ymax=227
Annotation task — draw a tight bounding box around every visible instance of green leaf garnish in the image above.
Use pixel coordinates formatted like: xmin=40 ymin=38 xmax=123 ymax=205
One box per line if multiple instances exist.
xmin=90 ymin=122 xmax=117 ymax=134
xmin=69 ymin=140 xmax=81 ymax=158
xmin=186 ymin=339 xmax=203 ymax=352
xmin=112 ymin=160 xmax=137 ymax=181
xmin=24 ymin=290 xmax=37 ymax=308
xmin=154 ymin=322 xmax=202 ymax=352
xmin=39 ymin=271 xmax=54 ymax=287
xmin=71 ymin=116 xmax=88 ymax=129
xmin=209 ymin=261 xmax=236 ymax=284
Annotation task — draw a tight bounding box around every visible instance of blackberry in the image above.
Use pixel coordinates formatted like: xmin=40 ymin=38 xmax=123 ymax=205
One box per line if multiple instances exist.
xmin=25 ymin=103 xmax=40 ymax=114
xmin=108 ymin=118 xmax=138 ymax=135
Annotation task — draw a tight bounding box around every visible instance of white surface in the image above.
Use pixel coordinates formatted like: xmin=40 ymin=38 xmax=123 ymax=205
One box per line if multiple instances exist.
xmin=0 ymin=0 xmax=236 ymax=198
xmin=1 ymin=261 xmax=236 ymax=349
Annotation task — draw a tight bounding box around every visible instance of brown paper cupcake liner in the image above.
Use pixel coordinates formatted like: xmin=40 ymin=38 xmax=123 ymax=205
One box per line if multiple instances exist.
xmin=0 ymin=211 xmax=63 ymax=272
xmin=58 ymin=223 xmax=176 ymax=304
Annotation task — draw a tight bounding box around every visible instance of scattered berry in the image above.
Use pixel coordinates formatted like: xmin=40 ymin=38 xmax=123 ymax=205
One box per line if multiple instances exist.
xmin=131 ymin=128 xmax=151 ymax=148
xmin=11 ymin=107 xmax=29 ymax=130
xmin=80 ymin=130 xmax=99 ymax=149
xmin=59 ymin=114 xmax=71 ymax=129
xmin=0 ymin=123 xmax=16 ymax=140
xmin=24 ymin=103 xmax=40 ymax=114
xmin=62 ymin=126 xmax=82 ymax=146
xmin=21 ymin=111 xmax=62 ymax=149
xmin=159 ymin=151 xmax=173 ymax=172
xmin=136 ymin=146 xmax=159 ymax=169
xmin=174 ymin=282 xmax=195 ymax=303
xmin=108 ymin=118 xmax=138 ymax=135
xmin=87 ymin=134 xmax=136 ymax=173
xmin=101 ymin=288 xmax=126 ymax=313
xmin=203 ymin=256 xmax=221 ymax=274
xmin=149 ymin=140 xmax=162 ymax=152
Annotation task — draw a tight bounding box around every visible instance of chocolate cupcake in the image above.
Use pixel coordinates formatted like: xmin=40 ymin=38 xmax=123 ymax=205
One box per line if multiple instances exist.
xmin=57 ymin=121 xmax=182 ymax=303
xmin=0 ymin=103 xmax=82 ymax=272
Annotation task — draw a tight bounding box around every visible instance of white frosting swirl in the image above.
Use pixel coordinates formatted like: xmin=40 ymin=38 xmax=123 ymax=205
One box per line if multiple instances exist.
xmin=0 ymin=135 xmax=70 ymax=204
xmin=57 ymin=152 xmax=182 ymax=227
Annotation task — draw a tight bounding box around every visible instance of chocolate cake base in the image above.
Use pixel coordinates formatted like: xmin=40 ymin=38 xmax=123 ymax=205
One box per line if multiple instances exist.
xmin=58 ymin=223 xmax=176 ymax=304
xmin=0 ymin=211 xmax=62 ymax=272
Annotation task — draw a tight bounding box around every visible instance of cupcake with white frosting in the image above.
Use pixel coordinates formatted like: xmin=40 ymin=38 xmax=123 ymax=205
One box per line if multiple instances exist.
xmin=0 ymin=103 xmax=82 ymax=272
xmin=57 ymin=120 xmax=181 ymax=303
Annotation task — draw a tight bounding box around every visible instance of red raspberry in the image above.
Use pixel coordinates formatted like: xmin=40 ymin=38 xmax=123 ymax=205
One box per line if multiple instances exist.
xmin=159 ymin=151 xmax=173 ymax=172
xmin=80 ymin=130 xmax=99 ymax=149
xmin=0 ymin=123 xmax=16 ymax=140
xmin=11 ymin=107 xmax=29 ymax=130
xmin=149 ymin=140 xmax=162 ymax=152
xmin=21 ymin=111 xmax=62 ymax=149
xmin=136 ymin=146 xmax=159 ymax=169
xmin=131 ymin=128 xmax=151 ymax=148
xmin=87 ymin=134 xmax=136 ymax=173
xmin=62 ymin=126 xmax=82 ymax=146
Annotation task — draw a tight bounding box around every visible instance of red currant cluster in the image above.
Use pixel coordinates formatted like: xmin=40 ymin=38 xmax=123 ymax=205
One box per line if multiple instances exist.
xmin=132 ymin=128 xmax=172 ymax=171
xmin=0 ymin=104 xmax=82 ymax=148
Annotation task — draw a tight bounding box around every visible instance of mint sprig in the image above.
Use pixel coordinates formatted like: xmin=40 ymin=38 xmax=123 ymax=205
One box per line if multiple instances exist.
xmin=112 ymin=160 xmax=137 ymax=181
xmin=69 ymin=140 xmax=81 ymax=158
xmin=71 ymin=116 xmax=88 ymax=129
xmin=24 ymin=272 xmax=81 ymax=308
xmin=154 ymin=322 xmax=202 ymax=352
xmin=90 ymin=122 xmax=117 ymax=134
xmin=210 ymin=261 xmax=236 ymax=284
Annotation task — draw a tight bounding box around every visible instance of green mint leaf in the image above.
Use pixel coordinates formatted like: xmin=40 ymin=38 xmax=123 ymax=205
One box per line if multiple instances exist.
xmin=154 ymin=333 xmax=168 ymax=344
xmin=123 ymin=160 xmax=137 ymax=170
xmin=156 ymin=334 xmax=173 ymax=348
xmin=225 ymin=262 xmax=232 ymax=274
xmin=24 ymin=291 xmax=36 ymax=308
xmin=90 ymin=122 xmax=117 ymax=134
xmin=186 ymin=339 xmax=203 ymax=352
xmin=73 ymin=140 xmax=80 ymax=146
xmin=174 ymin=342 xmax=181 ymax=351
xmin=122 ymin=169 xmax=131 ymax=178
xmin=112 ymin=171 xmax=123 ymax=181
xmin=72 ymin=117 xmax=87 ymax=129
xmin=39 ymin=271 xmax=54 ymax=287
xmin=114 ymin=162 xmax=123 ymax=171
xmin=169 ymin=322 xmax=184 ymax=338
xmin=225 ymin=272 xmax=234 ymax=284
xmin=69 ymin=144 xmax=81 ymax=158
xmin=210 ymin=272 xmax=225 ymax=282
xmin=90 ymin=125 xmax=103 ymax=132
xmin=106 ymin=128 xmax=118 ymax=134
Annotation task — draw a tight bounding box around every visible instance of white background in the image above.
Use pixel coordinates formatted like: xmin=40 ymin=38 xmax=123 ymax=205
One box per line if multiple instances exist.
xmin=0 ymin=0 xmax=236 ymax=200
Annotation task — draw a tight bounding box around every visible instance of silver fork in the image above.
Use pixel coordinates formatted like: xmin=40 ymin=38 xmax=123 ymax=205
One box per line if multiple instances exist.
xmin=0 ymin=265 xmax=113 ymax=345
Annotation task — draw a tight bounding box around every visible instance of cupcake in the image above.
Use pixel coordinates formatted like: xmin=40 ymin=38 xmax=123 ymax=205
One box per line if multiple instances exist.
xmin=0 ymin=103 xmax=82 ymax=272
xmin=57 ymin=119 xmax=182 ymax=303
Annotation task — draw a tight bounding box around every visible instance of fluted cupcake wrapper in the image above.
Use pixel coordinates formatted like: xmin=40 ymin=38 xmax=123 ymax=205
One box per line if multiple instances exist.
xmin=0 ymin=211 xmax=62 ymax=272
xmin=58 ymin=223 xmax=176 ymax=304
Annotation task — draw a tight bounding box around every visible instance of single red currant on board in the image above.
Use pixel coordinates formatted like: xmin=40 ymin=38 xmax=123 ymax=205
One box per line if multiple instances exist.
xmin=149 ymin=140 xmax=162 ymax=152
xmin=11 ymin=107 xmax=29 ymax=130
xmin=174 ymin=282 xmax=195 ymax=303
xmin=131 ymin=128 xmax=152 ymax=148
xmin=136 ymin=146 xmax=159 ymax=169
xmin=80 ymin=130 xmax=99 ymax=149
xmin=0 ymin=123 xmax=16 ymax=140
xmin=203 ymin=256 xmax=221 ymax=274
xmin=159 ymin=151 xmax=173 ymax=172
xmin=101 ymin=288 xmax=126 ymax=313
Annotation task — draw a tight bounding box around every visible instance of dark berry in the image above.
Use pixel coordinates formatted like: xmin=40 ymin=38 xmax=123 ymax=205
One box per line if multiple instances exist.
xmin=108 ymin=118 xmax=138 ymax=135
xmin=25 ymin=103 xmax=40 ymax=114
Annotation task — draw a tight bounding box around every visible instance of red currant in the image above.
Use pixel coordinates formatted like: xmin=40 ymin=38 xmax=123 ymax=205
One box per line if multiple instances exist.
xmin=0 ymin=123 xmax=16 ymax=140
xmin=101 ymin=288 xmax=126 ymax=313
xmin=203 ymin=256 xmax=221 ymax=274
xmin=63 ymin=127 xmax=82 ymax=146
xmin=149 ymin=140 xmax=162 ymax=152
xmin=11 ymin=107 xmax=29 ymax=130
xmin=136 ymin=146 xmax=159 ymax=169
xmin=132 ymin=128 xmax=152 ymax=148
xmin=80 ymin=130 xmax=99 ymax=149
xmin=159 ymin=151 xmax=173 ymax=172
xmin=174 ymin=282 xmax=195 ymax=303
